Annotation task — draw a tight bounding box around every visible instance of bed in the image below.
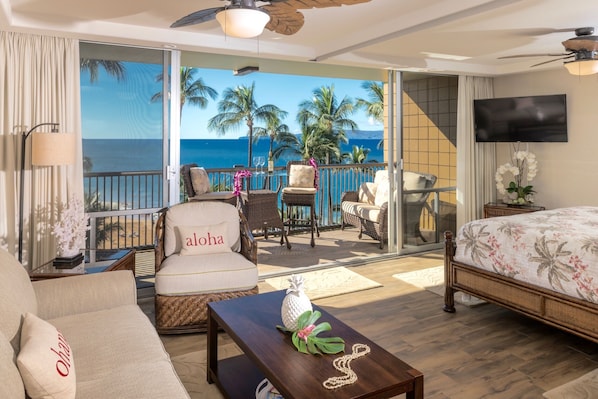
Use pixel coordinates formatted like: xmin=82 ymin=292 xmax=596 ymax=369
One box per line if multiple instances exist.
xmin=444 ymin=206 xmax=598 ymax=343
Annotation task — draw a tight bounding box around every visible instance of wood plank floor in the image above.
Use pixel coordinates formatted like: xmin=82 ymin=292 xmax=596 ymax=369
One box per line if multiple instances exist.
xmin=150 ymin=251 xmax=598 ymax=398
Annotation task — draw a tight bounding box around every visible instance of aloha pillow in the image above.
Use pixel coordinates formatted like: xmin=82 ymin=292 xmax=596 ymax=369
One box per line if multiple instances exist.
xmin=17 ymin=313 xmax=76 ymax=399
xmin=289 ymin=165 xmax=315 ymax=188
xmin=177 ymin=222 xmax=232 ymax=255
xmin=190 ymin=167 xmax=211 ymax=196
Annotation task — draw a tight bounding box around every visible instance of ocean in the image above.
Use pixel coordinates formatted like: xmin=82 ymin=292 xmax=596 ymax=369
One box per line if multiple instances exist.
xmin=82 ymin=138 xmax=383 ymax=173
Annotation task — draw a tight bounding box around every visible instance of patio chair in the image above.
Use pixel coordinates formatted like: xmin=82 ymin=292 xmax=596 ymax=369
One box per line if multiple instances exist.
xmin=281 ymin=160 xmax=320 ymax=247
xmin=180 ymin=163 xmax=236 ymax=205
xmin=154 ymin=201 xmax=258 ymax=334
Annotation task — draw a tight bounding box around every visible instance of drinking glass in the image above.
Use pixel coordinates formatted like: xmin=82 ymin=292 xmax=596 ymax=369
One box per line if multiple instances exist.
xmin=258 ymin=156 xmax=265 ymax=174
xmin=253 ymin=156 xmax=260 ymax=174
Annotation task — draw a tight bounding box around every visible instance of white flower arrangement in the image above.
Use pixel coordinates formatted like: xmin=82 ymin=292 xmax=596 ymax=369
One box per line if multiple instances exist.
xmin=53 ymin=196 xmax=90 ymax=258
xmin=495 ymin=149 xmax=538 ymax=205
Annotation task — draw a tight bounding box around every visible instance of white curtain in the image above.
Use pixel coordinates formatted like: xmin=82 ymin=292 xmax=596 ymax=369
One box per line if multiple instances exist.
xmin=0 ymin=32 xmax=82 ymax=269
xmin=456 ymin=75 xmax=495 ymax=229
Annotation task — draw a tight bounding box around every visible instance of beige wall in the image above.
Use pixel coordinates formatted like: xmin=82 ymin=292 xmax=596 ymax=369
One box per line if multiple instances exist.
xmin=493 ymin=69 xmax=598 ymax=210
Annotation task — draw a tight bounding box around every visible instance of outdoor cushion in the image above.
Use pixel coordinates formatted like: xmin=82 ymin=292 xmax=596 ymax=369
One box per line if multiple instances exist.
xmin=403 ymin=171 xmax=427 ymax=202
xmin=358 ymin=182 xmax=377 ymax=204
xmin=281 ymin=187 xmax=317 ymax=195
xmin=155 ymin=252 xmax=258 ymax=295
xmin=190 ymin=167 xmax=210 ymax=195
xmin=288 ymin=165 xmax=315 ymax=188
xmin=356 ymin=203 xmax=383 ymax=223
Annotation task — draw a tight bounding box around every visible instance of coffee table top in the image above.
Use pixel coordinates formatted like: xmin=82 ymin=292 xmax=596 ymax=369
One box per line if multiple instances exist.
xmin=208 ymin=290 xmax=423 ymax=399
xmin=30 ymin=249 xmax=132 ymax=277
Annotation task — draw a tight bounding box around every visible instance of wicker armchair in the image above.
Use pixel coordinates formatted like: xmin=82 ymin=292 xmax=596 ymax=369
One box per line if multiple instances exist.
xmin=154 ymin=201 xmax=258 ymax=334
xmin=180 ymin=163 xmax=236 ymax=204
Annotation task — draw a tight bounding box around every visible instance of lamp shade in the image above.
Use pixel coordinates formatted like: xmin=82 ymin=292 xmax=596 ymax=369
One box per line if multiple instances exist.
xmin=31 ymin=132 xmax=76 ymax=166
xmin=215 ymin=8 xmax=270 ymax=38
xmin=564 ymin=59 xmax=598 ymax=76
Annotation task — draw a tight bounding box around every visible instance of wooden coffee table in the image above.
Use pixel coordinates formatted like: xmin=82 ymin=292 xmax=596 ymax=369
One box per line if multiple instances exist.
xmin=207 ymin=290 xmax=423 ymax=399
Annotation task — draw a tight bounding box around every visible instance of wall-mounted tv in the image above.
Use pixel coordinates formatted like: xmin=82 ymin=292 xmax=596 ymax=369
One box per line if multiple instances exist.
xmin=474 ymin=94 xmax=568 ymax=142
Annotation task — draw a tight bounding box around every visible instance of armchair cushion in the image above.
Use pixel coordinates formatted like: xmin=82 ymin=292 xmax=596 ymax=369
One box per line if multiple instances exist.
xmin=403 ymin=171 xmax=428 ymax=202
xmin=164 ymin=202 xmax=241 ymax=257
xmin=178 ymin=223 xmax=232 ymax=256
xmin=155 ymin=252 xmax=258 ymax=296
xmin=189 ymin=167 xmax=210 ymax=196
xmin=17 ymin=313 xmax=76 ymax=399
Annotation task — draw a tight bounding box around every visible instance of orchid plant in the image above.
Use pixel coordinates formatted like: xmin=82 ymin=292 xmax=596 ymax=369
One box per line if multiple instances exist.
xmin=233 ymin=169 xmax=252 ymax=196
xmin=277 ymin=310 xmax=345 ymax=355
xmin=495 ymin=147 xmax=538 ymax=205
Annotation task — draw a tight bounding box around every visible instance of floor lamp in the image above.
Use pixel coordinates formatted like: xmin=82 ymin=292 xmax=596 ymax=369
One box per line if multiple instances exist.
xmin=18 ymin=123 xmax=76 ymax=263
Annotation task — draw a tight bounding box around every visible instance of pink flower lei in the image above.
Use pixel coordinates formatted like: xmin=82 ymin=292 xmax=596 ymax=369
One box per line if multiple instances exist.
xmin=233 ymin=170 xmax=252 ymax=196
xmin=308 ymin=158 xmax=319 ymax=189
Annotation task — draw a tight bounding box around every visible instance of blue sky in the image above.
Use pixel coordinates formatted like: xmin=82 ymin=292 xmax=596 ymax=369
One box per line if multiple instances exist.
xmin=81 ymin=63 xmax=382 ymax=140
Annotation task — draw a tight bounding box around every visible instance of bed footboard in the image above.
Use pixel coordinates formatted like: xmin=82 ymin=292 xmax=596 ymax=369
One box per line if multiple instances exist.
xmin=443 ymin=231 xmax=598 ymax=343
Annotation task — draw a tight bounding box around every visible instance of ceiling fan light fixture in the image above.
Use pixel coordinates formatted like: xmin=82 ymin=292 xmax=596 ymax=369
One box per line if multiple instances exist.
xmin=215 ymin=8 xmax=270 ymax=38
xmin=564 ymin=59 xmax=598 ymax=76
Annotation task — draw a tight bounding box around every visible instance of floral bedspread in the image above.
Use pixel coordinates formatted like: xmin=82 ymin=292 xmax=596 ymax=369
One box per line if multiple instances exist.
xmin=454 ymin=206 xmax=598 ymax=304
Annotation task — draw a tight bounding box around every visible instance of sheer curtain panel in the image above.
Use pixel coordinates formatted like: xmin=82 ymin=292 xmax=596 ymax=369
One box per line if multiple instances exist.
xmin=0 ymin=32 xmax=82 ymax=269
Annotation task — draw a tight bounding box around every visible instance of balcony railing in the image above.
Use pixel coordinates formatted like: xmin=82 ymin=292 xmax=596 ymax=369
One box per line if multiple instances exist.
xmin=84 ymin=164 xmax=456 ymax=251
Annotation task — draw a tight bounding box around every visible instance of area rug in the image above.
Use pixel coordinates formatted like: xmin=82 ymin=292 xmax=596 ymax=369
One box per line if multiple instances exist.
xmin=393 ymin=265 xmax=487 ymax=307
xmin=543 ymin=369 xmax=598 ymax=398
xmin=170 ymin=344 xmax=242 ymax=399
xmin=264 ymin=266 xmax=382 ymax=300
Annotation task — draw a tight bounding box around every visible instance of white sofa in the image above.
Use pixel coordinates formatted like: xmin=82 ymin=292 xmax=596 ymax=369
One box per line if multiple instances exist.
xmin=341 ymin=170 xmax=437 ymax=248
xmin=0 ymin=248 xmax=189 ymax=399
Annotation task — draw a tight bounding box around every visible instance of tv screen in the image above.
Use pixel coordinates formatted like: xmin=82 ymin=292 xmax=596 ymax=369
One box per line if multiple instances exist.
xmin=474 ymin=94 xmax=568 ymax=142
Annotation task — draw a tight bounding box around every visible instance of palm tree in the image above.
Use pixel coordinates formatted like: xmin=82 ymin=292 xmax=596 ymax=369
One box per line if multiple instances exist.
xmin=253 ymin=109 xmax=290 ymax=156
xmin=356 ymin=81 xmax=384 ymax=150
xmin=297 ymin=85 xmax=357 ymax=164
xmin=347 ymin=145 xmax=371 ymax=164
xmin=356 ymin=81 xmax=384 ymax=123
xmin=80 ymin=59 xmax=126 ymax=83
xmin=208 ymin=82 xmax=283 ymax=167
xmin=151 ymin=67 xmax=218 ymax=121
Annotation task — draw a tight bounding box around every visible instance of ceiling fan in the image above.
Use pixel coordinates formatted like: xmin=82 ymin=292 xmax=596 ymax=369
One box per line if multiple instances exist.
xmin=499 ymin=27 xmax=598 ymax=75
xmin=170 ymin=0 xmax=371 ymax=37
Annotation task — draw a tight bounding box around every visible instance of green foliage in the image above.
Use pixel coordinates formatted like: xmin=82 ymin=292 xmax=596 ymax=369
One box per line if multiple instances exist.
xmin=277 ymin=310 xmax=345 ymax=355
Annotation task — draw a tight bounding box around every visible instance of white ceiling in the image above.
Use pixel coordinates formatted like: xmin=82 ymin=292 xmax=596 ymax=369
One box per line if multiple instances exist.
xmin=2 ymin=0 xmax=598 ymax=76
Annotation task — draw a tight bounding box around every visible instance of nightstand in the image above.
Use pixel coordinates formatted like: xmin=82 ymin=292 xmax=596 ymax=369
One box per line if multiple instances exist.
xmin=484 ymin=202 xmax=545 ymax=218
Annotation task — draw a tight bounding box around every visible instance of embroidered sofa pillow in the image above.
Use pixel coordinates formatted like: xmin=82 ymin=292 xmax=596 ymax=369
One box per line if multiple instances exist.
xmin=177 ymin=222 xmax=232 ymax=255
xmin=17 ymin=313 xmax=76 ymax=399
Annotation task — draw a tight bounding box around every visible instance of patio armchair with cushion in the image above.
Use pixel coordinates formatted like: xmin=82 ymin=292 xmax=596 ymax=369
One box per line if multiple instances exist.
xmin=154 ymin=201 xmax=258 ymax=334
xmin=180 ymin=163 xmax=236 ymax=205
xmin=341 ymin=170 xmax=437 ymax=248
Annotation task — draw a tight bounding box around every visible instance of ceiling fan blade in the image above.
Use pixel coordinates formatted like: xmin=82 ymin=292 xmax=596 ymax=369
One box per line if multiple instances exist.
xmin=498 ymin=53 xmax=572 ymax=59
xmin=530 ymin=55 xmax=575 ymax=67
xmin=170 ymin=7 xmax=223 ymax=28
xmin=262 ymin=4 xmax=304 ymax=35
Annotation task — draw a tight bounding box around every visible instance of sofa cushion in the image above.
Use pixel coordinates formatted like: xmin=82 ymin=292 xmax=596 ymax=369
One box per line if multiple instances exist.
xmin=164 ymin=202 xmax=241 ymax=257
xmin=374 ymin=178 xmax=390 ymax=207
xmin=17 ymin=313 xmax=76 ymax=399
xmin=289 ymin=165 xmax=315 ymax=188
xmin=190 ymin=167 xmax=211 ymax=196
xmin=0 ymin=329 xmax=25 ymax=398
xmin=178 ymin=223 xmax=232 ymax=256
xmin=281 ymin=187 xmax=317 ymax=195
xmin=356 ymin=203 xmax=383 ymax=223
xmin=49 ymin=304 xmax=189 ymax=398
xmin=358 ymin=182 xmax=377 ymax=204
xmin=0 ymin=249 xmax=38 ymax=353
xmin=403 ymin=171 xmax=427 ymax=202
xmin=155 ymin=252 xmax=258 ymax=296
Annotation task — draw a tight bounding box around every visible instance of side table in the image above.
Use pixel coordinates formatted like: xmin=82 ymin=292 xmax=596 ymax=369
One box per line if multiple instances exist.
xmin=483 ymin=202 xmax=545 ymax=218
xmin=30 ymin=249 xmax=135 ymax=280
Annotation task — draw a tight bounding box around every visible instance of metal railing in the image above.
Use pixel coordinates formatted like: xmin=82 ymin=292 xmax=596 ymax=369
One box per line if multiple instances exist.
xmin=84 ymin=164 xmax=456 ymax=250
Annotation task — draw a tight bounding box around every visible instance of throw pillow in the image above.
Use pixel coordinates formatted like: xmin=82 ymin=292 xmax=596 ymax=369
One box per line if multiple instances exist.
xmin=177 ymin=222 xmax=232 ymax=255
xmin=358 ymin=182 xmax=377 ymax=204
xmin=190 ymin=167 xmax=211 ymax=196
xmin=17 ymin=313 xmax=76 ymax=399
xmin=374 ymin=179 xmax=390 ymax=207
xmin=289 ymin=165 xmax=315 ymax=188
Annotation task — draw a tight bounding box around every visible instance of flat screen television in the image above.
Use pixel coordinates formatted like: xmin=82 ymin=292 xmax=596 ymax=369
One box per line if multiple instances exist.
xmin=474 ymin=94 xmax=568 ymax=142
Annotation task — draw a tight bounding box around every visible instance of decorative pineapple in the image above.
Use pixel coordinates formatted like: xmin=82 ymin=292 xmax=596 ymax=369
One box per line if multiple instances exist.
xmin=281 ymin=274 xmax=313 ymax=331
